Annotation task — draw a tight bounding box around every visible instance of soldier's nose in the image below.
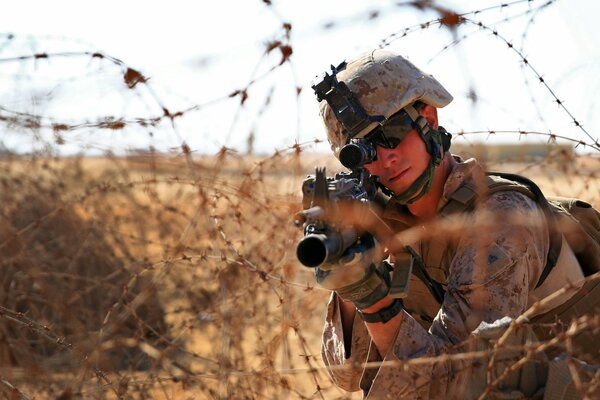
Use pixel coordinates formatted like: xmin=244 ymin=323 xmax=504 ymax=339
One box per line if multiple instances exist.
xmin=377 ymin=146 xmax=397 ymax=169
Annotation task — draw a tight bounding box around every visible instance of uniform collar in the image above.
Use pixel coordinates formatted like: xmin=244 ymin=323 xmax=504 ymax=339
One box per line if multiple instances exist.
xmin=437 ymin=156 xmax=486 ymax=212
xmin=382 ymin=156 xmax=485 ymax=225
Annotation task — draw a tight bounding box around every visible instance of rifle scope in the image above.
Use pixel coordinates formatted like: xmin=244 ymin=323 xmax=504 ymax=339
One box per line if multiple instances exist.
xmin=339 ymin=142 xmax=376 ymax=169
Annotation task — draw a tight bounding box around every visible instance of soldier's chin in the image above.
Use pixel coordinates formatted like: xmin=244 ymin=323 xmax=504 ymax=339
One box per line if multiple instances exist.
xmin=390 ymin=176 xmax=423 ymax=198
xmin=387 ymin=177 xmax=412 ymax=195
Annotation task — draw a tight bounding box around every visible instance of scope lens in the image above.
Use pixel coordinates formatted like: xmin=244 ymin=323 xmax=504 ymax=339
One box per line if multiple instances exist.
xmin=339 ymin=142 xmax=376 ymax=169
xmin=339 ymin=143 xmax=364 ymax=169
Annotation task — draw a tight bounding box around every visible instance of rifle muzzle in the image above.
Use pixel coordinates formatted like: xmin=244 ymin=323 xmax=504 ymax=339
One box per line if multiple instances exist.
xmin=296 ymin=229 xmax=358 ymax=267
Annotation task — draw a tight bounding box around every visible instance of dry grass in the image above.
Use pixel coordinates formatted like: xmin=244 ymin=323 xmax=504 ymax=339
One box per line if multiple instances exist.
xmin=0 ymin=153 xmax=333 ymax=399
xmin=0 ymin=150 xmax=598 ymax=399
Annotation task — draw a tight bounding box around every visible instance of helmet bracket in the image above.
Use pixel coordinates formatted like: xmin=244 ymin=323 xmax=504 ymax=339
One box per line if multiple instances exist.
xmin=312 ymin=62 xmax=384 ymax=139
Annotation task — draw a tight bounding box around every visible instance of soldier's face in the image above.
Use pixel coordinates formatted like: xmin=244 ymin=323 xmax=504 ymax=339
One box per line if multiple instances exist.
xmin=363 ymin=129 xmax=430 ymax=195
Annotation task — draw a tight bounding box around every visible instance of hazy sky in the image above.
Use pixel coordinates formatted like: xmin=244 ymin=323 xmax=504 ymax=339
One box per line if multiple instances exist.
xmin=1 ymin=0 xmax=599 ymax=155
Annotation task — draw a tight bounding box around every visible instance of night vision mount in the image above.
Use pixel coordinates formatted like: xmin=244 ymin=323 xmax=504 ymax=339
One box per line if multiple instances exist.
xmin=311 ymin=62 xmax=384 ymax=140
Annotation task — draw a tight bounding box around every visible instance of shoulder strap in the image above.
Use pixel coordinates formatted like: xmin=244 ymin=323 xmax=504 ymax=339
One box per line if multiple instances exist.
xmin=405 ymin=246 xmax=446 ymax=305
xmin=438 ymin=181 xmax=480 ymax=217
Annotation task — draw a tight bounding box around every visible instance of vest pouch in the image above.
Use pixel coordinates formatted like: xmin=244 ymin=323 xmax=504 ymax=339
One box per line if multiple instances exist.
xmin=462 ymin=317 xmax=547 ymax=399
xmin=547 ymin=197 xmax=600 ymax=276
xmin=543 ymin=353 xmax=600 ymax=400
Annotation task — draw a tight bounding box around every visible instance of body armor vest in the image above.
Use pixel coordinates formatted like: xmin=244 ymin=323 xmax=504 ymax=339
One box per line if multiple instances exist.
xmin=383 ymin=172 xmax=600 ymax=355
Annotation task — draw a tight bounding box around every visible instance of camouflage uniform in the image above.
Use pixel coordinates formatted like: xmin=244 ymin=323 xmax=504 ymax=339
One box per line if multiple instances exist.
xmin=321 ymin=157 xmax=585 ymax=399
xmin=312 ymin=49 xmax=592 ymax=398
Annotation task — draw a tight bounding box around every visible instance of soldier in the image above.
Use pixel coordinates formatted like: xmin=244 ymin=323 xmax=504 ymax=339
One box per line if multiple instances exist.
xmin=311 ymin=49 xmax=599 ymax=398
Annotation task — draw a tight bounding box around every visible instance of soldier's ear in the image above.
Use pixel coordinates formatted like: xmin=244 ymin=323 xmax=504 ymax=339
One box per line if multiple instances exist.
xmin=421 ymin=105 xmax=438 ymax=129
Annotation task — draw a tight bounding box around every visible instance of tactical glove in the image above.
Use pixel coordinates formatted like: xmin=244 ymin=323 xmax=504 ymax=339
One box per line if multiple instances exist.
xmin=315 ymin=234 xmax=391 ymax=309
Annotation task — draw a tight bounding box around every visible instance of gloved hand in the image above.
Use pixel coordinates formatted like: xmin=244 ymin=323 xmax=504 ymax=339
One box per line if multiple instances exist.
xmin=315 ymin=234 xmax=391 ymax=309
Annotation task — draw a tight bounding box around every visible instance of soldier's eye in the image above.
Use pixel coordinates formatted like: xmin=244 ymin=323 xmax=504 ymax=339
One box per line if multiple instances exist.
xmin=385 ymin=137 xmax=402 ymax=148
xmin=365 ymin=110 xmax=415 ymax=149
xmin=365 ymin=129 xmax=404 ymax=149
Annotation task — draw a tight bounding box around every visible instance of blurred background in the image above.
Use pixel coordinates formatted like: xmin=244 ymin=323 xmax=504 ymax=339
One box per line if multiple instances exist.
xmin=1 ymin=0 xmax=599 ymax=156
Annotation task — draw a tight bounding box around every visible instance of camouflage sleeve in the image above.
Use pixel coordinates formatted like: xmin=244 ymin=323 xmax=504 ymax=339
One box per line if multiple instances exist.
xmin=321 ymin=292 xmax=375 ymax=392
xmin=345 ymin=191 xmax=549 ymax=398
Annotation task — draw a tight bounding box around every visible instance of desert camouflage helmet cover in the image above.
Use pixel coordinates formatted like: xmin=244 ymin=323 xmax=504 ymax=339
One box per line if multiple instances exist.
xmin=319 ymin=49 xmax=453 ymax=155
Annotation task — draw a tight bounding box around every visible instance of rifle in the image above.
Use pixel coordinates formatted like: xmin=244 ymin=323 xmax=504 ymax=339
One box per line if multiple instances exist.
xmin=295 ymin=167 xmax=413 ymax=298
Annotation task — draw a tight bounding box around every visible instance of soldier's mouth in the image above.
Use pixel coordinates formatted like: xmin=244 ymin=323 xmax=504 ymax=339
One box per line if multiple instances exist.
xmin=389 ymin=167 xmax=410 ymax=182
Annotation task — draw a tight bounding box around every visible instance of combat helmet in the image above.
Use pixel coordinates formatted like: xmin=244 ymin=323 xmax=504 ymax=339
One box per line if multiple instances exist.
xmin=313 ymin=49 xmax=453 ymax=204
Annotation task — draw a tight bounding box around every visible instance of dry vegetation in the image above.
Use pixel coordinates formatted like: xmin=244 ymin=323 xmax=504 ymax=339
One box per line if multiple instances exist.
xmin=0 ymin=152 xmax=337 ymax=398
xmin=0 ymin=150 xmax=598 ymax=399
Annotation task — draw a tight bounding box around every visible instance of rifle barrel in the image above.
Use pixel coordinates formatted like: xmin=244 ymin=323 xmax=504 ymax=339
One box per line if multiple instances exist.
xmin=296 ymin=228 xmax=358 ymax=267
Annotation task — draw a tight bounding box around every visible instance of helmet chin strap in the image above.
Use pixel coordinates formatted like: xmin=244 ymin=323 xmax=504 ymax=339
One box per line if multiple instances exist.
xmin=378 ymin=104 xmax=452 ymax=205
xmin=391 ymin=161 xmax=436 ymax=204
xmin=375 ymin=153 xmax=435 ymax=205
